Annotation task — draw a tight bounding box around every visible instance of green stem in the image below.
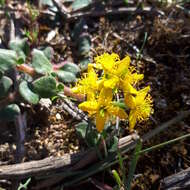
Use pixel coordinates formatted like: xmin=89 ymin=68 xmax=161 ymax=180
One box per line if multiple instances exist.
xmin=138 ymin=133 xmax=190 ymax=155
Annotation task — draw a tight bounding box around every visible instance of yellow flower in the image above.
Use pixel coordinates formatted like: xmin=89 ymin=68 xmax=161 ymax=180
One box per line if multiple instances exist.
xmin=124 ymin=66 xmax=144 ymax=85
xmin=79 ymin=88 xmax=128 ymax=132
xmin=72 ymin=65 xmax=99 ymax=100
xmin=124 ymin=86 xmax=153 ymax=130
xmin=94 ymin=53 xmax=120 ymax=73
xmin=95 ymin=54 xmax=131 ymax=90
xmin=121 ymin=66 xmax=144 ymax=95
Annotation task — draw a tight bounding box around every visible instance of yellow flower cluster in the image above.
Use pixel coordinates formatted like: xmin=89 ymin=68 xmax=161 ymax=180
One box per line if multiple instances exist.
xmin=72 ymin=53 xmax=153 ymax=132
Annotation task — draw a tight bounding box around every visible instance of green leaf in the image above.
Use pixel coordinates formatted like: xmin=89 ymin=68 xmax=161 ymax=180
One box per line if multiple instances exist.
xmin=0 ymin=70 xmax=3 ymax=78
xmin=75 ymin=121 xmax=88 ymax=139
xmin=43 ymin=46 xmax=53 ymax=61
xmin=79 ymin=57 xmax=90 ymax=71
xmin=19 ymin=81 xmax=39 ymax=104
xmin=112 ymin=169 xmax=122 ymax=188
xmin=118 ymin=150 xmax=127 ymax=185
xmin=61 ymin=63 xmax=80 ymax=75
xmin=32 ymin=76 xmax=57 ymax=98
xmin=0 ymin=49 xmax=17 ymax=72
xmin=86 ymin=128 xmax=100 ymax=147
xmin=0 ymin=104 xmax=20 ymax=121
xmin=78 ymin=36 xmax=91 ymax=56
xmin=32 ymin=49 xmax=53 ymax=74
xmin=56 ymin=70 xmax=76 ymax=83
xmin=71 ymin=0 xmax=92 ymax=11
xmin=41 ymin=0 xmax=53 ymax=6
xmin=71 ymin=19 xmax=86 ymax=40
xmin=108 ymin=136 xmax=118 ymax=153
xmin=57 ymin=83 xmax=64 ymax=92
xmin=0 ymin=76 xmax=13 ymax=99
xmin=126 ymin=140 xmax=142 ymax=190
xmin=18 ymin=178 xmax=31 ymax=190
xmin=9 ymin=38 xmax=29 ymax=62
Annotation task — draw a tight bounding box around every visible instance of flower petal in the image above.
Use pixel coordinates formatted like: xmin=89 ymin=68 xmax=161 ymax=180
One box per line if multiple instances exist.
xmin=129 ymin=110 xmax=137 ymax=131
xmin=104 ymin=77 xmax=119 ymax=89
xmin=98 ymin=88 xmax=113 ymax=105
xmin=96 ymin=112 xmax=107 ymax=132
xmin=136 ymin=86 xmax=150 ymax=103
xmin=124 ymin=94 xmax=136 ymax=109
xmin=115 ymin=56 xmax=131 ymax=77
xmin=107 ymin=106 xmax=128 ymax=119
xmin=122 ymin=81 xmax=137 ymax=95
xmin=79 ymin=101 xmax=98 ymax=113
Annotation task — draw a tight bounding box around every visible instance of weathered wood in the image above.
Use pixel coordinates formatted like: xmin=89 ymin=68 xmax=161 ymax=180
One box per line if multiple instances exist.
xmin=160 ymin=167 xmax=190 ymax=190
xmin=0 ymin=151 xmax=87 ymax=179
xmin=0 ymin=134 xmax=138 ymax=180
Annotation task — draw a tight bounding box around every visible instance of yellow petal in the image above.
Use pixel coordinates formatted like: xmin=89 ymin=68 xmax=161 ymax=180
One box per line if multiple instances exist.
xmin=96 ymin=112 xmax=107 ymax=132
xmin=98 ymin=88 xmax=113 ymax=105
xmin=95 ymin=53 xmax=117 ymax=73
xmin=104 ymin=77 xmax=119 ymax=89
xmin=115 ymin=56 xmax=131 ymax=77
xmin=79 ymin=101 xmax=98 ymax=112
xmin=131 ymin=73 xmax=144 ymax=84
xmin=136 ymin=86 xmax=150 ymax=103
xmin=129 ymin=110 xmax=137 ymax=131
xmin=86 ymin=92 xmax=96 ymax=101
xmin=71 ymin=86 xmax=81 ymax=93
xmin=124 ymin=94 xmax=136 ymax=109
xmin=107 ymin=106 xmax=128 ymax=119
xmin=122 ymin=81 xmax=137 ymax=95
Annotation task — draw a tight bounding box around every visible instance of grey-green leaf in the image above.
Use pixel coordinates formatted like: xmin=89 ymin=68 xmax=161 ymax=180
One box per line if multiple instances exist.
xmin=79 ymin=57 xmax=90 ymax=71
xmin=78 ymin=36 xmax=91 ymax=56
xmin=32 ymin=76 xmax=57 ymax=98
xmin=43 ymin=46 xmax=54 ymax=61
xmin=0 ymin=104 xmax=20 ymax=121
xmin=71 ymin=0 xmax=92 ymax=11
xmin=0 ymin=76 xmax=13 ymax=99
xmin=9 ymin=38 xmax=29 ymax=62
xmin=0 ymin=49 xmax=17 ymax=72
xmin=75 ymin=121 xmax=88 ymax=139
xmin=41 ymin=0 xmax=53 ymax=6
xmin=19 ymin=81 xmax=39 ymax=104
xmin=32 ymin=49 xmax=53 ymax=74
xmin=56 ymin=70 xmax=76 ymax=83
xmin=108 ymin=136 xmax=119 ymax=153
xmin=61 ymin=63 xmax=80 ymax=75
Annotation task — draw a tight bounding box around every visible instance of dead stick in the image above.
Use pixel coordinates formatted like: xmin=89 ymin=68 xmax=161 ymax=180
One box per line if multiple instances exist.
xmin=14 ymin=113 xmax=27 ymax=163
xmin=31 ymin=134 xmax=139 ymax=189
xmin=160 ymin=167 xmax=190 ymax=190
xmin=0 ymin=151 xmax=86 ymax=179
xmin=68 ymin=7 xmax=159 ymax=21
xmin=0 ymin=134 xmax=137 ymax=180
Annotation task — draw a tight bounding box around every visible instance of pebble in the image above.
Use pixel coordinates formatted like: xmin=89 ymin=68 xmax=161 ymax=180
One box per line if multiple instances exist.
xmin=56 ymin=113 xmax=62 ymax=120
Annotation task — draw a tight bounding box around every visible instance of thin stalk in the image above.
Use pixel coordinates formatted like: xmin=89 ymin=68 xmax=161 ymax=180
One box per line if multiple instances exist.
xmin=102 ymin=136 xmax=108 ymax=158
xmin=139 ymin=133 xmax=190 ymax=156
xmin=117 ymin=150 xmax=127 ymax=185
xmin=136 ymin=32 xmax=148 ymax=60
xmin=126 ymin=140 xmax=142 ymax=190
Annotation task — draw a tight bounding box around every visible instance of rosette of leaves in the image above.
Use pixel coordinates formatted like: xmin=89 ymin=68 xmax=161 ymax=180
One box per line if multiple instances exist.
xmin=0 ymin=38 xmax=80 ymax=121
xmin=71 ymin=19 xmax=91 ymax=70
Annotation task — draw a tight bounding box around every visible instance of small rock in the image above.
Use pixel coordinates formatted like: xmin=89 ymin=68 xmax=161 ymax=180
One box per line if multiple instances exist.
xmin=39 ymin=98 xmax=52 ymax=109
xmin=56 ymin=113 xmax=62 ymax=120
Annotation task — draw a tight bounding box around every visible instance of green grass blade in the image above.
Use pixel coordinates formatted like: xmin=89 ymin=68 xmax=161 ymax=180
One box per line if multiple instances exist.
xmin=112 ymin=169 xmax=122 ymax=188
xmin=117 ymin=150 xmax=127 ymax=185
xmin=126 ymin=140 xmax=142 ymax=190
xmin=139 ymin=133 xmax=190 ymax=155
